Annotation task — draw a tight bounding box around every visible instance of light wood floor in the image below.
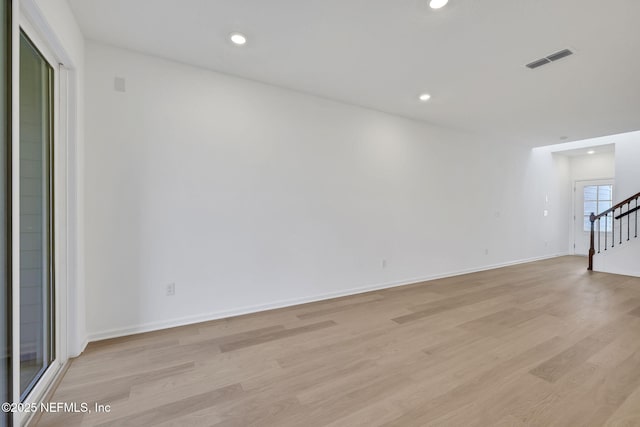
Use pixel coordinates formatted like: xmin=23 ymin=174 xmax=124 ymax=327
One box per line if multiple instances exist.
xmin=37 ymin=256 xmax=640 ymax=426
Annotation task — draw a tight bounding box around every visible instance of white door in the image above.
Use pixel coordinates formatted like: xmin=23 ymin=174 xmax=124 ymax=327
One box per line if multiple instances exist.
xmin=574 ymin=180 xmax=614 ymax=255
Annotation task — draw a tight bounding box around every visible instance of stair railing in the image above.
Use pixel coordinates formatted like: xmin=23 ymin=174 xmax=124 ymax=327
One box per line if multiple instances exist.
xmin=588 ymin=191 xmax=640 ymax=270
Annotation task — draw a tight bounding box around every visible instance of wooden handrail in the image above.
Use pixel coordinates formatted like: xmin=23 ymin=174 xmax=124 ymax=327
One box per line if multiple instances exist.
xmin=592 ymin=191 xmax=640 ymax=221
xmin=588 ymin=191 xmax=640 ymax=271
xmin=615 ymin=205 xmax=640 ymax=220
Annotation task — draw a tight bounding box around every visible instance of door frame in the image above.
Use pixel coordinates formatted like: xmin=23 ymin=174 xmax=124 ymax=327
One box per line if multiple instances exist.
xmin=10 ymin=1 xmax=80 ymax=424
xmin=14 ymin=13 xmax=62 ymax=423
xmin=2 ymin=1 xmax=13 ymax=426
xmin=572 ymin=178 xmax=615 ymax=255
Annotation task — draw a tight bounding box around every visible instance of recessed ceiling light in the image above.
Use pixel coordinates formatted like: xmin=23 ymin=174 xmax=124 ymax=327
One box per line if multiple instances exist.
xmin=419 ymin=93 xmax=431 ymax=102
xmin=587 ymin=150 xmax=595 ymax=154
xmin=429 ymin=0 xmax=449 ymax=9
xmin=230 ymin=33 xmax=247 ymax=46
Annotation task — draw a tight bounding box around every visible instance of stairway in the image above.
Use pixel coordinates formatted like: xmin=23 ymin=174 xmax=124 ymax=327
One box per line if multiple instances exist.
xmin=588 ymin=191 xmax=640 ymax=276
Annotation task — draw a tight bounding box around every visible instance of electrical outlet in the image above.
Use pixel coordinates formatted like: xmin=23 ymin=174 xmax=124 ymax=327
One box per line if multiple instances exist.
xmin=166 ymin=283 xmax=175 ymax=296
xmin=114 ymin=77 xmax=126 ymax=92
xmin=485 ymin=248 xmax=489 ymax=255
xmin=381 ymin=259 xmax=387 ymax=269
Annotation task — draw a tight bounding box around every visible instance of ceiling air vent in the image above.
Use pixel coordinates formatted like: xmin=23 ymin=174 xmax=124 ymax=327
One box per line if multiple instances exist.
xmin=526 ymin=58 xmax=551 ymax=69
xmin=526 ymin=48 xmax=574 ymax=69
xmin=546 ymin=49 xmax=573 ymax=62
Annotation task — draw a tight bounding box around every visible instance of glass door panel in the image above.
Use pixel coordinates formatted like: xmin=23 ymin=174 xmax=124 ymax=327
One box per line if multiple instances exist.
xmin=19 ymin=31 xmax=54 ymax=400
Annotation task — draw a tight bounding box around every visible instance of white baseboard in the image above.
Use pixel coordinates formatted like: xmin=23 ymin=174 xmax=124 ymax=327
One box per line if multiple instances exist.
xmin=592 ymin=265 xmax=640 ymax=278
xmin=86 ymin=252 xmax=570 ymax=343
xmin=78 ymin=338 xmax=89 ymax=355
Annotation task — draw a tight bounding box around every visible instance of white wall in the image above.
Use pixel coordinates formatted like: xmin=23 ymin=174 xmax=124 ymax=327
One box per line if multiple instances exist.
xmin=614 ymin=131 xmax=640 ymax=203
xmin=593 ymin=242 xmax=640 ymax=277
xmin=569 ymin=152 xmax=615 ymax=183
xmin=84 ymin=42 xmax=571 ymax=340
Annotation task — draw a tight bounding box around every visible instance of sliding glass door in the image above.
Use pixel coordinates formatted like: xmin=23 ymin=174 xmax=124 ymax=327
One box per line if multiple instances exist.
xmin=0 ymin=7 xmax=61 ymax=424
xmin=1 ymin=0 xmax=10 ymax=425
xmin=19 ymin=31 xmax=54 ymax=400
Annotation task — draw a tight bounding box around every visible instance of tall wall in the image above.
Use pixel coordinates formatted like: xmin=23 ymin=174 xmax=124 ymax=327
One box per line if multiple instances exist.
xmin=614 ymin=131 xmax=640 ymax=202
xmin=569 ymin=152 xmax=615 ymax=183
xmin=84 ymin=42 xmax=571 ymax=340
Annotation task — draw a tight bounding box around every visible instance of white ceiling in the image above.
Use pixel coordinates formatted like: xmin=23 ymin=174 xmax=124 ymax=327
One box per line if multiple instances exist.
xmin=67 ymin=0 xmax=640 ymax=146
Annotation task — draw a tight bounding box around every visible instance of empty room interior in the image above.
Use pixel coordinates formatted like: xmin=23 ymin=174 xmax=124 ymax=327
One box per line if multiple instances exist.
xmin=2 ymin=0 xmax=640 ymax=426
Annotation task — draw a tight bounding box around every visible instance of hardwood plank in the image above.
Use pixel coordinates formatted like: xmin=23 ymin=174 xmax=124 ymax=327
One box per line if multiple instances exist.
xmin=219 ymin=320 xmax=337 ymax=352
xmin=519 ymin=362 xmax=604 ymax=426
xmin=604 ymin=381 xmax=640 ymax=426
xmin=95 ymin=384 xmax=244 ymax=427
xmin=380 ymin=336 xmax=568 ymax=426
xmin=529 ymin=317 xmax=629 ymax=383
xmin=190 ymin=324 xmax=285 ymax=346
xmin=458 ymin=307 xmax=542 ymax=335
xmin=392 ymin=280 xmax=544 ymax=325
xmin=543 ymin=349 xmax=640 ymax=426
xmin=296 ymin=295 xmax=385 ymax=320
xmin=529 ymin=336 xmax=610 ymax=383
